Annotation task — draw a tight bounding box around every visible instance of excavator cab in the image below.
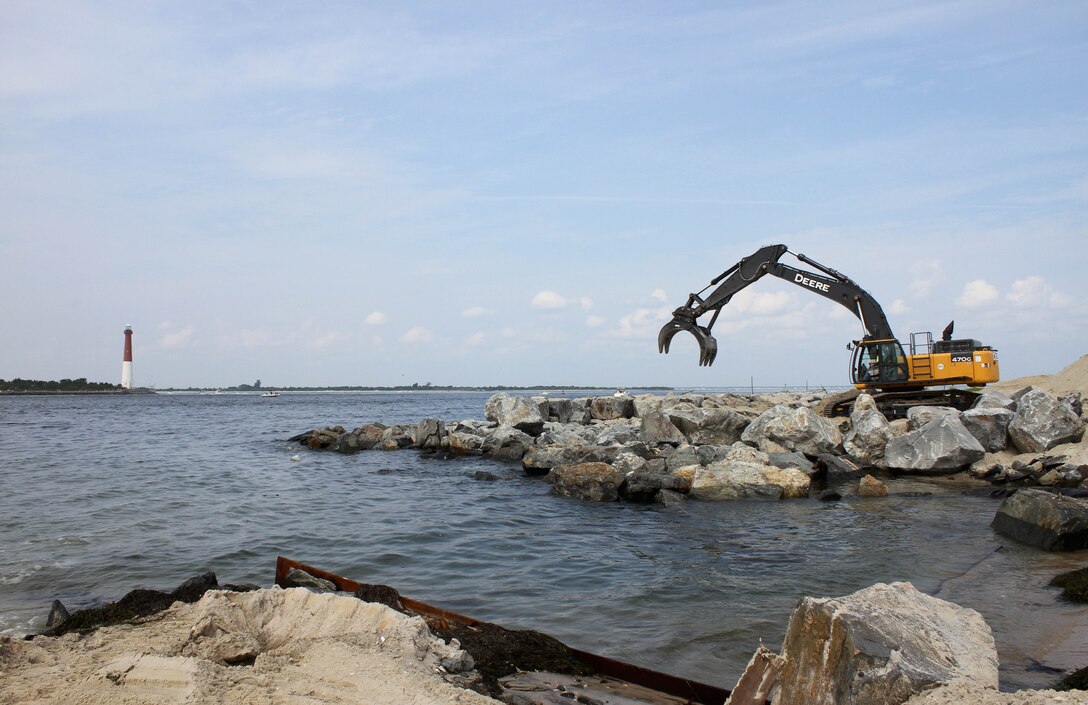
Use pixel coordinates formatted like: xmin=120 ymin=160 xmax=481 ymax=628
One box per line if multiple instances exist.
xmin=850 ymin=339 xmax=909 ymax=387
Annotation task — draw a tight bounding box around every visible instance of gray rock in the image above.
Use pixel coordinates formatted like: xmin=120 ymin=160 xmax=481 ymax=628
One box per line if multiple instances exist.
xmin=446 ymin=421 xmax=488 ymax=455
xmin=698 ymin=444 xmax=736 ymax=466
xmin=1059 ymin=391 xmax=1083 ymax=417
xmin=663 ymin=444 xmax=701 ymax=472
xmin=46 ymin=600 xmax=70 ymax=628
xmin=991 ymin=488 xmax=1088 ymax=551
xmin=960 ymin=407 xmax=1014 ymax=453
xmin=883 ymin=415 xmax=985 ymax=473
xmin=380 ymin=424 xmax=415 ymax=448
xmin=414 ymin=418 xmax=446 ymax=450
xmin=473 ymin=471 xmax=499 ymax=481
xmin=906 ymin=405 xmax=958 ymax=431
xmin=656 ymin=489 xmax=687 ymax=507
xmin=773 ymin=582 xmax=998 ymax=705
xmin=549 ymin=462 xmax=624 ymax=502
xmin=1010 ymin=386 xmax=1036 ymax=404
xmin=1008 ymin=389 xmax=1085 ymax=453
xmin=612 ymin=451 xmax=648 ymax=474
xmin=768 ymin=452 xmax=816 ymax=476
xmin=521 ymin=444 xmax=597 ymax=475
xmin=484 ymin=393 xmax=546 ymax=435
xmin=691 ymin=444 xmax=810 ymax=500
xmin=857 ymin=474 xmax=889 ymax=497
xmin=639 ymin=411 xmax=686 ymax=446
xmin=481 ymin=425 xmax=533 ymax=460
xmin=283 ymin=568 xmax=337 ymax=593
xmin=567 ymin=398 xmax=593 ymax=424
xmin=972 ymin=391 xmax=1016 ymax=411
xmin=688 ymin=407 xmax=750 ymax=445
xmin=843 ymin=393 xmax=893 ymax=466
xmin=537 ymin=422 xmax=598 ymax=446
xmin=590 ymin=396 xmax=633 ymax=421
xmin=632 ymin=394 xmax=663 ymax=418
xmin=740 ymin=404 xmax=843 ymax=455
xmin=816 ymin=454 xmax=863 ymax=487
xmin=590 ymin=420 xmax=640 ymax=446
xmin=620 ymin=468 xmax=677 ymax=502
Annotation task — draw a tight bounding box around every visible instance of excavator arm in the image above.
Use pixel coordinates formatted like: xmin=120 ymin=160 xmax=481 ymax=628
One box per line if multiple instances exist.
xmin=658 ymin=244 xmax=895 ymax=366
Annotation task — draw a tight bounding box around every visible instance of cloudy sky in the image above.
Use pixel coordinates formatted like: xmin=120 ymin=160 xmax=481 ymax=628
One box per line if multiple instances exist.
xmin=2 ymin=1 xmax=1086 ymax=388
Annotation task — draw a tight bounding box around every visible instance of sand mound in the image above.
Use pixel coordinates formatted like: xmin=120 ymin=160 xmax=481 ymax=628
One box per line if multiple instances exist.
xmin=993 ymin=354 xmax=1088 ymax=397
xmin=0 ymin=587 xmax=499 ymax=705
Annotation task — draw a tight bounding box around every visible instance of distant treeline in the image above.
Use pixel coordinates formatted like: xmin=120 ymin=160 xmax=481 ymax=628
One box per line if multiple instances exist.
xmin=0 ymin=378 xmax=122 ymax=392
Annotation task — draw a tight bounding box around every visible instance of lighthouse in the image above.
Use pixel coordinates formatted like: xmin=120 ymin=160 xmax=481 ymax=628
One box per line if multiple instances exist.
xmin=121 ymin=325 xmax=133 ymax=389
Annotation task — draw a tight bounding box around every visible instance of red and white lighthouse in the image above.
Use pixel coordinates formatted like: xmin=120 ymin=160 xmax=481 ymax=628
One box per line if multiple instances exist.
xmin=121 ymin=325 xmax=134 ymax=389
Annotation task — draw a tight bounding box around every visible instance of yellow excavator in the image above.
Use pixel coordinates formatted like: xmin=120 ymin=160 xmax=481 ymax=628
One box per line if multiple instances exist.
xmin=657 ymin=244 xmax=999 ymax=417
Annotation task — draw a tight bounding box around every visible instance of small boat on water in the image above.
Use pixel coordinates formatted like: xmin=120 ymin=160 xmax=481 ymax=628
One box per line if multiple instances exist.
xmin=274 ymin=556 xmax=731 ymax=705
xmin=613 ymin=388 xmax=627 ymax=397
xmin=260 ymin=391 xmax=280 ymax=397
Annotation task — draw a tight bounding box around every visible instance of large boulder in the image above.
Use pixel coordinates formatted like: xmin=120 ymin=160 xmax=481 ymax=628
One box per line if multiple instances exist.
xmin=905 ymin=406 xmax=958 ymax=431
xmin=413 ymin=418 xmax=445 ymax=450
xmin=972 ymin=391 xmax=1016 ymax=411
xmin=843 ymin=394 xmax=893 ymax=466
xmin=590 ymin=420 xmax=641 ymax=446
xmin=549 ymin=462 xmax=624 ymax=502
xmin=883 ymin=415 xmax=985 ymax=474
xmin=960 ymin=407 xmax=1014 ymax=453
xmin=484 ymin=393 xmax=546 ymax=435
xmin=590 ymin=396 xmax=633 ymax=421
xmin=991 ymin=488 xmax=1088 ymax=551
xmin=639 ymin=411 xmax=686 ymax=446
xmin=773 ymin=582 xmax=998 ymax=705
xmin=480 ymin=425 xmax=533 ymax=460
xmin=1007 ymin=389 xmax=1085 ymax=453
xmin=740 ymin=404 xmax=843 ymax=455
xmin=685 ymin=408 xmax=750 ymax=445
xmin=690 ymin=444 xmax=810 ymax=500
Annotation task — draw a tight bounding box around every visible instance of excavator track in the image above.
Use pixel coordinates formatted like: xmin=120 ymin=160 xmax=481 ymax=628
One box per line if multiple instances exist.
xmin=819 ymin=388 xmax=984 ymax=419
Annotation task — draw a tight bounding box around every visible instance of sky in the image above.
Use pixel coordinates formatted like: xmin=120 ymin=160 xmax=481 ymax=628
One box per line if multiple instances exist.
xmin=2 ymin=1 xmax=1086 ymax=389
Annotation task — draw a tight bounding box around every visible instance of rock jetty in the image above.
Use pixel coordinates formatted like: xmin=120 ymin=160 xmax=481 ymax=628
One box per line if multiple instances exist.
xmin=293 ymin=386 xmax=1086 ymax=506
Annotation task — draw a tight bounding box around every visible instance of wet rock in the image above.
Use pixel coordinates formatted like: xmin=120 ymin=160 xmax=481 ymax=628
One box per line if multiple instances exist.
xmin=1008 ymin=389 xmax=1085 ymax=453
xmin=414 ymin=418 xmax=446 ymax=450
xmin=473 ymin=471 xmax=499 ymax=481
xmin=639 ymin=411 xmax=686 ymax=446
xmin=549 ymin=462 xmax=624 ymax=502
xmin=172 ymin=572 xmax=219 ymax=602
xmin=446 ymin=421 xmax=489 ymax=455
xmin=620 ymin=468 xmax=682 ymax=502
xmin=960 ymin=407 xmax=1014 ymax=453
xmin=522 ymin=444 xmax=588 ymax=476
xmin=657 ymin=489 xmax=686 ymax=506
xmin=991 ymin=487 xmax=1088 ymax=551
xmin=590 ymin=396 xmax=633 ymax=421
xmin=883 ymin=415 xmax=985 ymax=474
xmin=740 ymin=404 xmax=842 ymax=456
xmin=816 ymin=453 xmax=864 ymax=487
xmin=857 ymin=474 xmax=889 ymax=497
xmin=307 ymin=426 xmax=345 ymax=450
xmin=842 ymin=393 xmax=893 ymax=466
xmin=46 ymin=600 xmax=69 ymax=628
xmin=773 ymin=582 xmax=998 ymax=705
xmin=818 ymin=489 xmax=842 ymax=501
xmin=1049 ymin=567 xmax=1088 ymax=603
xmin=484 ymin=394 xmax=546 ymax=436
xmin=283 ymin=568 xmax=337 ymax=592
xmin=379 ymin=424 xmax=415 ymax=448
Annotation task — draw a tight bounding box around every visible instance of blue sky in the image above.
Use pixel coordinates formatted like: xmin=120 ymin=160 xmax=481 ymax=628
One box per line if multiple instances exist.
xmin=2 ymin=1 xmax=1086 ymax=388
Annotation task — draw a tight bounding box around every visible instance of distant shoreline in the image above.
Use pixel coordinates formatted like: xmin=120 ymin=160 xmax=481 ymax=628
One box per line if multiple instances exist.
xmin=0 ymin=388 xmax=156 ymax=396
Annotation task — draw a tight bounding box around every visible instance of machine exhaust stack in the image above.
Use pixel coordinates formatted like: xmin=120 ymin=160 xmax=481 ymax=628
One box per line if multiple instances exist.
xmin=121 ymin=325 xmax=133 ymax=389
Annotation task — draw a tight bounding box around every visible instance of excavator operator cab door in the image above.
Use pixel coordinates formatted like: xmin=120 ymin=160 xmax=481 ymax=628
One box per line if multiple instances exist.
xmin=852 ymin=340 xmax=909 ymax=387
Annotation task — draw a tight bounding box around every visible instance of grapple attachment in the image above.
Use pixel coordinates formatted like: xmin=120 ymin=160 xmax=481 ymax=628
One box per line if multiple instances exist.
xmin=658 ymin=316 xmax=718 ymax=366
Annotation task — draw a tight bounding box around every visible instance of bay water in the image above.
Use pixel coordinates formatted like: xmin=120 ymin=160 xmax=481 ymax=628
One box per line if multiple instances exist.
xmin=1 ymin=392 xmax=1083 ymax=689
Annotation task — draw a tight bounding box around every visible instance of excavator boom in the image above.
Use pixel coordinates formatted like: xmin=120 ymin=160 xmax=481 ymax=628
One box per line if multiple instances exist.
xmin=658 ymin=244 xmax=893 ymax=366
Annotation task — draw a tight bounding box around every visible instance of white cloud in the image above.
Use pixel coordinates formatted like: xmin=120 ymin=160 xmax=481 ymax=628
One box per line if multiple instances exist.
xmin=585 ymin=315 xmax=606 ymax=328
xmin=464 ymin=331 xmax=486 ymax=346
xmin=613 ymin=306 xmax=671 ymax=339
xmin=364 ymin=311 xmax=386 ymax=325
xmin=531 ymin=290 xmax=568 ymax=309
xmin=579 ymin=296 xmax=593 ymax=310
xmin=307 ymin=331 xmax=341 ymax=349
xmin=650 ymin=288 xmax=667 ymax=302
xmin=910 ymin=260 xmax=943 ymax=299
xmin=400 ymin=326 xmax=433 ymax=343
xmin=159 ymin=325 xmax=194 ymax=349
xmin=461 ymin=306 xmax=492 ymax=318
xmin=1007 ymin=276 xmax=1071 ymax=308
xmin=889 ymin=299 xmax=909 ymax=315
xmin=957 ymin=279 xmax=999 ymax=308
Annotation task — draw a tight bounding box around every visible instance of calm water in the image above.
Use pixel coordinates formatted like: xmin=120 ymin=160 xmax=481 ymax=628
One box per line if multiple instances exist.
xmin=0 ymin=392 xmax=1082 ymax=688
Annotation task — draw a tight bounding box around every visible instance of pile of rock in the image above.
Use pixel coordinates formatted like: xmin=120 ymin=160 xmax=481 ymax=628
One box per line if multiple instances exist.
xmin=292 ymin=387 xmax=1086 ymax=509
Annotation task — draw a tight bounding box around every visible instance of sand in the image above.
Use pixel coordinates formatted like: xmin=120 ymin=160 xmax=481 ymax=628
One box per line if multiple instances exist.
xmin=991 ymin=354 xmax=1088 ymax=398
xmin=0 ymin=587 xmax=500 ymax=705
xmin=905 ymin=680 xmax=1088 ymax=704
